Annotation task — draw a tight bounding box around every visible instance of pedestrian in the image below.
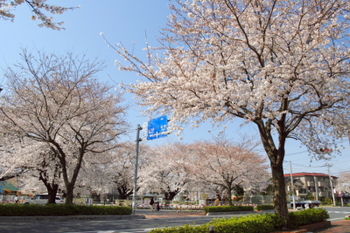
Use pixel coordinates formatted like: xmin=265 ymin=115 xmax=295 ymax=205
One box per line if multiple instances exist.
xmin=156 ymin=202 xmax=160 ymax=211
xmin=150 ymin=197 xmax=155 ymax=211
xmin=14 ymin=195 xmax=19 ymax=204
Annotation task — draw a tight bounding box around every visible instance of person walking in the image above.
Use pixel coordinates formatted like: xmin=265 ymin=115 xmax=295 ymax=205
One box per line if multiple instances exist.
xmin=150 ymin=197 xmax=155 ymax=211
xmin=14 ymin=195 xmax=19 ymax=204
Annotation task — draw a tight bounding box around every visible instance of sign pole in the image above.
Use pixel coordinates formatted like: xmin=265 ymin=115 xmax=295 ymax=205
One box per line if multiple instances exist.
xmin=290 ymin=161 xmax=296 ymax=210
xmin=132 ymin=124 xmax=142 ymax=215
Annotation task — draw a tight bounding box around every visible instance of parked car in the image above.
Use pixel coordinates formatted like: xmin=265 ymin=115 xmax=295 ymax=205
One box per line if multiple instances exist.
xmin=25 ymin=194 xmax=65 ymax=204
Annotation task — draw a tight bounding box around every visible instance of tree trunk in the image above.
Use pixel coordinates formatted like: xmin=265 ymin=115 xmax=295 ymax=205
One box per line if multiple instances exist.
xmin=39 ymin=170 xmax=59 ymax=204
xmin=65 ymin=184 xmax=74 ymax=204
xmin=117 ymin=185 xmax=133 ymax=199
xmin=47 ymin=184 xmax=59 ymax=204
xmin=256 ymin=119 xmax=290 ymax=228
xmin=163 ymin=187 xmax=180 ymax=202
xmin=271 ymin=160 xmax=290 ymax=228
xmin=227 ymin=182 xmax=233 ymax=206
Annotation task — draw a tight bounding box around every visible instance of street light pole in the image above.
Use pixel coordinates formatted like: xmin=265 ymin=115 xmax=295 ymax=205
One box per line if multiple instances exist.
xmin=327 ymin=165 xmax=336 ymax=207
xmin=132 ymin=124 xmax=142 ymax=215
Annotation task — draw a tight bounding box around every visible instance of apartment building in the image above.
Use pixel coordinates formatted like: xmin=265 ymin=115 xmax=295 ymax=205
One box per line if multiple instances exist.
xmin=285 ymin=172 xmax=337 ymax=201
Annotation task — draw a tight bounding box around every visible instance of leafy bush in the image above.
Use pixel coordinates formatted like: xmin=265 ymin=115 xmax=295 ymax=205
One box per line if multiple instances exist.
xmin=0 ymin=204 xmax=132 ymax=216
xmin=322 ymin=197 xmax=333 ymax=205
xmin=256 ymin=205 xmax=274 ymax=211
xmin=204 ymin=205 xmax=254 ymax=213
xmin=150 ymin=208 xmax=329 ymax=233
xmin=289 ymin=208 xmax=329 ymax=228
xmin=150 ymin=224 xmax=208 ymax=233
xmin=150 ymin=213 xmax=285 ymax=233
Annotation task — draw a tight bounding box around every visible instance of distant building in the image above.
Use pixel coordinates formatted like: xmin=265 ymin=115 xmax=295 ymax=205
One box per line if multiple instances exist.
xmin=0 ymin=178 xmax=19 ymax=195
xmin=285 ymin=172 xmax=337 ymax=201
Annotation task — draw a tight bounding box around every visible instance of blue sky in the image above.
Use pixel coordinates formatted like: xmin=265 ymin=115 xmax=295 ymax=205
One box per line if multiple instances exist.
xmin=1 ymin=1 xmax=349 ymax=177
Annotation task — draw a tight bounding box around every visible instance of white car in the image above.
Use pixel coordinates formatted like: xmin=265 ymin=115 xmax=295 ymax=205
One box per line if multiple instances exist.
xmin=25 ymin=194 xmax=65 ymax=204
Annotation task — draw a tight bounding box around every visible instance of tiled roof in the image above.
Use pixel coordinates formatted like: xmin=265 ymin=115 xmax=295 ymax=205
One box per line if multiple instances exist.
xmin=0 ymin=181 xmax=19 ymax=192
xmin=284 ymin=172 xmax=337 ymax=178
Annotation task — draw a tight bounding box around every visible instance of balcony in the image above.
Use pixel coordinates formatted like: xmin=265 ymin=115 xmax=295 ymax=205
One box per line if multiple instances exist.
xmin=318 ymin=191 xmax=330 ymax=197
xmin=317 ymin=181 xmax=329 ymax=187
xmin=306 ymin=181 xmax=315 ymax=186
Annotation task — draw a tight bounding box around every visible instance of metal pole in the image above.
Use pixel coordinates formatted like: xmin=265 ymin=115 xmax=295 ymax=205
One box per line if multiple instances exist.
xmin=328 ymin=166 xmax=336 ymax=207
xmin=290 ymin=161 xmax=296 ymax=210
xmin=132 ymin=124 xmax=142 ymax=215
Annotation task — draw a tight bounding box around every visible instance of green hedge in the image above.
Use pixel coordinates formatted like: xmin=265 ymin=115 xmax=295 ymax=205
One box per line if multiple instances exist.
xmin=150 ymin=208 xmax=329 ymax=233
xmin=150 ymin=213 xmax=285 ymax=233
xmin=204 ymin=205 xmax=254 ymax=213
xmin=0 ymin=204 xmax=132 ymax=216
xmin=256 ymin=205 xmax=274 ymax=211
xmin=289 ymin=208 xmax=329 ymax=228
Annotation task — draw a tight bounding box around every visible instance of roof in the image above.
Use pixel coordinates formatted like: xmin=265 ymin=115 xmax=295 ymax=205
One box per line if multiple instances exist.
xmin=284 ymin=172 xmax=337 ymax=179
xmin=285 ymin=177 xmax=304 ymax=186
xmin=0 ymin=181 xmax=19 ymax=192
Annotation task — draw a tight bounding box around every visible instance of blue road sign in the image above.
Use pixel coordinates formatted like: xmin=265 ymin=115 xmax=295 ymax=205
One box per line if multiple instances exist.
xmin=147 ymin=115 xmax=169 ymax=140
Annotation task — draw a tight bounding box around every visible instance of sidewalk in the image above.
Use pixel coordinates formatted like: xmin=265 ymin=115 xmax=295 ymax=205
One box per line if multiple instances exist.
xmin=315 ymin=220 xmax=350 ymax=233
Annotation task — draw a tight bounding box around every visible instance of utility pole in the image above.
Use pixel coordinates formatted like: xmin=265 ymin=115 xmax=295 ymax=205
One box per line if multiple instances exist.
xmin=290 ymin=161 xmax=296 ymax=210
xmin=132 ymin=124 xmax=142 ymax=215
xmin=326 ymin=163 xmax=336 ymax=207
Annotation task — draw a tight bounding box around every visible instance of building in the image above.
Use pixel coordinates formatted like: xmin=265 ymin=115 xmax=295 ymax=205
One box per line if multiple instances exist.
xmin=284 ymin=172 xmax=337 ymax=201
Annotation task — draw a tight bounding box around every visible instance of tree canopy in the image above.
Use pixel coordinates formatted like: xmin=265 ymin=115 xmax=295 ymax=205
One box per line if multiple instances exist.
xmin=111 ymin=0 xmax=350 ymax=227
xmin=0 ymin=0 xmax=78 ymax=30
xmin=0 ymin=49 xmax=129 ymax=204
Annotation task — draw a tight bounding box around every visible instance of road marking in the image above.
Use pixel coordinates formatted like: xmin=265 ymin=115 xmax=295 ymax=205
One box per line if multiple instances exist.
xmin=329 ymin=217 xmax=346 ymax=221
xmin=327 ymin=211 xmax=350 ymax=214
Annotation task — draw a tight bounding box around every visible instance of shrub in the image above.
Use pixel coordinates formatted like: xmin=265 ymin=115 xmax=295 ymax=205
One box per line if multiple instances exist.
xmin=149 ymin=213 xmax=285 ymax=233
xmin=322 ymin=198 xmax=333 ymax=205
xmin=204 ymin=205 xmax=254 ymax=213
xmin=289 ymin=208 xmax=329 ymax=228
xmin=149 ymin=208 xmax=329 ymax=233
xmin=0 ymin=204 xmax=132 ymax=216
xmin=256 ymin=205 xmax=274 ymax=211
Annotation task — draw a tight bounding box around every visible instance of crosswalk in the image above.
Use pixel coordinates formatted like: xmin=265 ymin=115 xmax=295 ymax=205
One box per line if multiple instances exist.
xmin=327 ymin=210 xmax=350 ymax=214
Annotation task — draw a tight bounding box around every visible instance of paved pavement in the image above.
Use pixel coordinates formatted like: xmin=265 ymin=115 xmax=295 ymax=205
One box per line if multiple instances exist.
xmin=1 ymin=209 xmax=350 ymax=232
xmin=314 ymin=220 xmax=350 ymax=233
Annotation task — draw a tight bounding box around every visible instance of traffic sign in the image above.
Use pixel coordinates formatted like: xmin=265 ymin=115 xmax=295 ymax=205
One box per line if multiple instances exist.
xmin=147 ymin=115 xmax=169 ymax=140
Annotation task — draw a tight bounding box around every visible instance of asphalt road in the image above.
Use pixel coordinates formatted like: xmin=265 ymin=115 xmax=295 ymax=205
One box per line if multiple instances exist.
xmin=0 ymin=207 xmax=349 ymax=233
xmin=325 ymin=206 xmax=350 ymax=222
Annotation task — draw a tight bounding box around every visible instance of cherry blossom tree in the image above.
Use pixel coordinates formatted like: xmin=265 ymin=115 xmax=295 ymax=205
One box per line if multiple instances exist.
xmin=335 ymin=172 xmax=350 ymax=194
xmin=0 ymin=133 xmax=64 ymax=203
xmin=96 ymin=142 xmax=153 ymax=200
xmin=189 ymin=136 xmax=269 ymax=206
xmin=139 ymin=142 xmax=193 ymax=202
xmin=0 ymin=0 xmax=78 ymax=30
xmin=0 ymin=133 xmax=26 ymax=181
xmin=110 ymin=0 xmax=350 ymax=226
xmin=0 ymin=49 xmax=129 ymax=204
